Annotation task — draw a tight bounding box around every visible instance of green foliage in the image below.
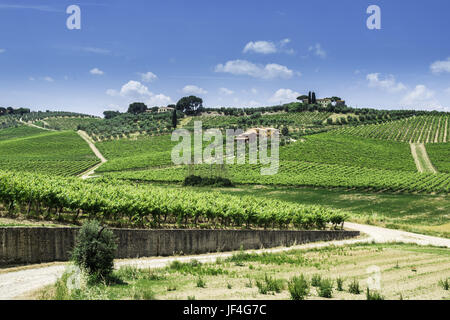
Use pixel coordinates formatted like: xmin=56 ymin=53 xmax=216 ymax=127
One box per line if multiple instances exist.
xmin=311 ymin=274 xmax=322 ymax=287
xmin=317 ymin=278 xmax=333 ymax=298
xmin=281 ymin=132 xmax=417 ymax=172
xmin=71 ymin=220 xmax=117 ymax=280
xmin=427 ymin=143 xmax=450 ymax=173
xmin=331 ymin=115 xmax=450 ymax=143
xmin=176 ymin=96 xmax=203 ymax=115
xmin=0 ymin=170 xmax=348 ymax=229
xmin=366 ymin=288 xmax=384 ymax=300
xmin=348 ymin=279 xmax=361 ymax=294
xmin=183 ymin=175 xmax=233 ymax=187
xmin=128 ymin=102 xmax=148 ymax=114
xmin=0 ymin=129 xmax=99 ymax=176
xmin=196 ymin=277 xmax=206 ymax=288
xmin=288 ymin=275 xmax=310 ymax=300
xmin=256 ymin=274 xmax=284 ymax=294
xmin=438 ymin=278 xmax=449 ymax=290
xmin=336 ymin=277 xmax=344 ymax=291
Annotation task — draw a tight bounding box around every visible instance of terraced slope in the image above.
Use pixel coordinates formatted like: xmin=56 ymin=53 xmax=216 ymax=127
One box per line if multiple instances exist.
xmin=330 ymin=115 xmax=450 ymax=143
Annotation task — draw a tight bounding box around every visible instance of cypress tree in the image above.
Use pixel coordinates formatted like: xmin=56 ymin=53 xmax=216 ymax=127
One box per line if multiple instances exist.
xmin=308 ymin=91 xmax=312 ymax=104
xmin=172 ymin=109 xmax=177 ymax=128
xmin=312 ymin=92 xmax=316 ymax=104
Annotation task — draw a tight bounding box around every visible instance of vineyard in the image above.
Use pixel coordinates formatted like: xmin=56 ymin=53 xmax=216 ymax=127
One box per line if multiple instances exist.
xmin=0 ymin=115 xmax=19 ymax=129
xmin=330 ymin=115 xmax=450 ymax=143
xmin=104 ymin=161 xmax=450 ymax=194
xmin=280 ymin=133 xmax=416 ymax=172
xmin=426 ymin=143 xmax=450 ymax=173
xmin=0 ymin=171 xmax=347 ymax=229
xmin=0 ymin=128 xmax=99 ymax=176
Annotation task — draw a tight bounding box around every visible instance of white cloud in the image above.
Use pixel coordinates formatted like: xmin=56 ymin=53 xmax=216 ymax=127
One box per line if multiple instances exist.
xmin=28 ymin=76 xmax=35 ymax=81
xmin=0 ymin=49 xmax=5 ymax=53
xmin=148 ymin=94 xmax=173 ymax=106
xmin=308 ymin=43 xmax=326 ymax=58
xmin=90 ymin=68 xmax=104 ymax=75
xmin=219 ymin=87 xmax=234 ymax=95
xmin=215 ymin=60 xmax=294 ymax=79
xmin=243 ymin=38 xmax=294 ymax=55
xmin=430 ymin=57 xmax=450 ymax=74
xmin=251 ymin=88 xmax=258 ymax=94
xmin=43 ymin=76 xmax=54 ymax=82
xmin=108 ymin=80 xmax=173 ymax=107
xmin=366 ymin=73 xmax=406 ymax=93
xmin=182 ymin=85 xmax=207 ymax=95
xmin=445 ymin=87 xmax=450 ymax=94
xmin=243 ymin=41 xmax=277 ymax=54
xmin=140 ymin=71 xmax=158 ymax=82
xmin=400 ymin=85 xmax=445 ymax=110
xmin=269 ymin=88 xmax=300 ymax=104
xmin=120 ymin=80 xmax=152 ymax=97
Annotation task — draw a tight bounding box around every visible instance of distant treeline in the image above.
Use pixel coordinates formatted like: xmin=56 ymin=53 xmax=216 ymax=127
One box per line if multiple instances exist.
xmin=0 ymin=107 xmax=31 ymax=115
xmin=202 ymin=102 xmax=449 ymax=119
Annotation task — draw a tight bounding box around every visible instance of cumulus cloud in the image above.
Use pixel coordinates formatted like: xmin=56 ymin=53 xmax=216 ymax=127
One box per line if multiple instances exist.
xmin=107 ymin=80 xmax=173 ymax=106
xmin=215 ymin=60 xmax=294 ymax=79
xmin=308 ymin=43 xmax=326 ymax=58
xmin=140 ymin=71 xmax=157 ymax=82
xmin=430 ymin=57 xmax=450 ymax=74
xmin=90 ymin=68 xmax=104 ymax=75
xmin=120 ymin=80 xmax=152 ymax=97
xmin=243 ymin=39 xmax=294 ymax=55
xmin=219 ymin=87 xmax=234 ymax=95
xmin=400 ymin=85 xmax=441 ymax=109
xmin=366 ymin=73 xmax=406 ymax=93
xmin=43 ymin=76 xmax=54 ymax=82
xmin=82 ymin=47 xmax=110 ymax=55
xmin=182 ymin=85 xmax=207 ymax=95
xmin=269 ymin=89 xmax=300 ymax=104
xmin=243 ymin=41 xmax=277 ymax=54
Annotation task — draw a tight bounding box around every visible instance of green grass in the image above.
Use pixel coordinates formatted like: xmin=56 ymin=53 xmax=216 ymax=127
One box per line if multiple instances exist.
xmin=203 ymin=185 xmax=450 ymax=238
xmin=426 ymin=143 xmax=450 ymax=173
xmin=39 ymin=243 xmax=450 ymax=300
xmin=281 ymin=133 xmax=416 ymax=171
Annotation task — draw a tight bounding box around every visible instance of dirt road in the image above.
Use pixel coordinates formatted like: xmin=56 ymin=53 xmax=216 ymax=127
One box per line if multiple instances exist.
xmin=76 ymin=130 xmax=107 ymax=179
xmin=1 ymin=222 xmax=449 ymax=300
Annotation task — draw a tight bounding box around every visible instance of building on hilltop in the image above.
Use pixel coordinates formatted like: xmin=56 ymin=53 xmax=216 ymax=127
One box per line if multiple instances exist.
xmin=157 ymin=106 xmax=175 ymax=113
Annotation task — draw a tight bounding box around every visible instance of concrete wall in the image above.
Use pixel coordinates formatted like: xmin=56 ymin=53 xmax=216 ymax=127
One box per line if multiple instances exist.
xmin=0 ymin=227 xmax=359 ymax=267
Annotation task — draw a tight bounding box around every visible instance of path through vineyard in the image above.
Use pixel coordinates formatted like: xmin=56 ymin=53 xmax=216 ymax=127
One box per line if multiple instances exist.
xmin=1 ymin=222 xmax=449 ymax=300
xmin=77 ymin=130 xmax=107 ymax=179
xmin=18 ymin=118 xmax=55 ymax=131
xmin=410 ymin=143 xmax=437 ymax=173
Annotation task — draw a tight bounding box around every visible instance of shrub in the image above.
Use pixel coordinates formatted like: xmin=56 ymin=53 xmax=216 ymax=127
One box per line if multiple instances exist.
xmin=71 ymin=220 xmax=117 ymax=281
xmin=438 ymin=278 xmax=449 ymax=290
xmin=318 ymin=278 xmax=333 ymax=298
xmin=288 ymin=275 xmax=310 ymax=300
xmin=348 ymin=279 xmax=361 ymax=294
xmin=196 ymin=277 xmax=206 ymax=288
xmin=366 ymin=288 xmax=384 ymax=300
xmin=256 ymin=274 xmax=284 ymax=295
xmin=311 ymin=274 xmax=322 ymax=287
xmin=336 ymin=277 xmax=344 ymax=291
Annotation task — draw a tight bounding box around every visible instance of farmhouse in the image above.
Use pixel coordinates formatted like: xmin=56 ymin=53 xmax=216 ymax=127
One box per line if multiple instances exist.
xmin=157 ymin=106 xmax=175 ymax=113
xmin=317 ymin=98 xmax=333 ymax=108
xmin=235 ymin=127 xmax=279 ymax=142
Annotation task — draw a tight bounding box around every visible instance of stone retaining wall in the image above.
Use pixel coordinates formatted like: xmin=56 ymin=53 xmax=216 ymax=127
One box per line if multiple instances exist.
xmin=0 ymin=227 xmax=359 ymax=266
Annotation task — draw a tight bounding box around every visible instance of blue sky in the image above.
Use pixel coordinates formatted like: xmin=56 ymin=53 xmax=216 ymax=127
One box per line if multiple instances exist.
xmin=0 ymin=0 xmax=449 ymax=116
